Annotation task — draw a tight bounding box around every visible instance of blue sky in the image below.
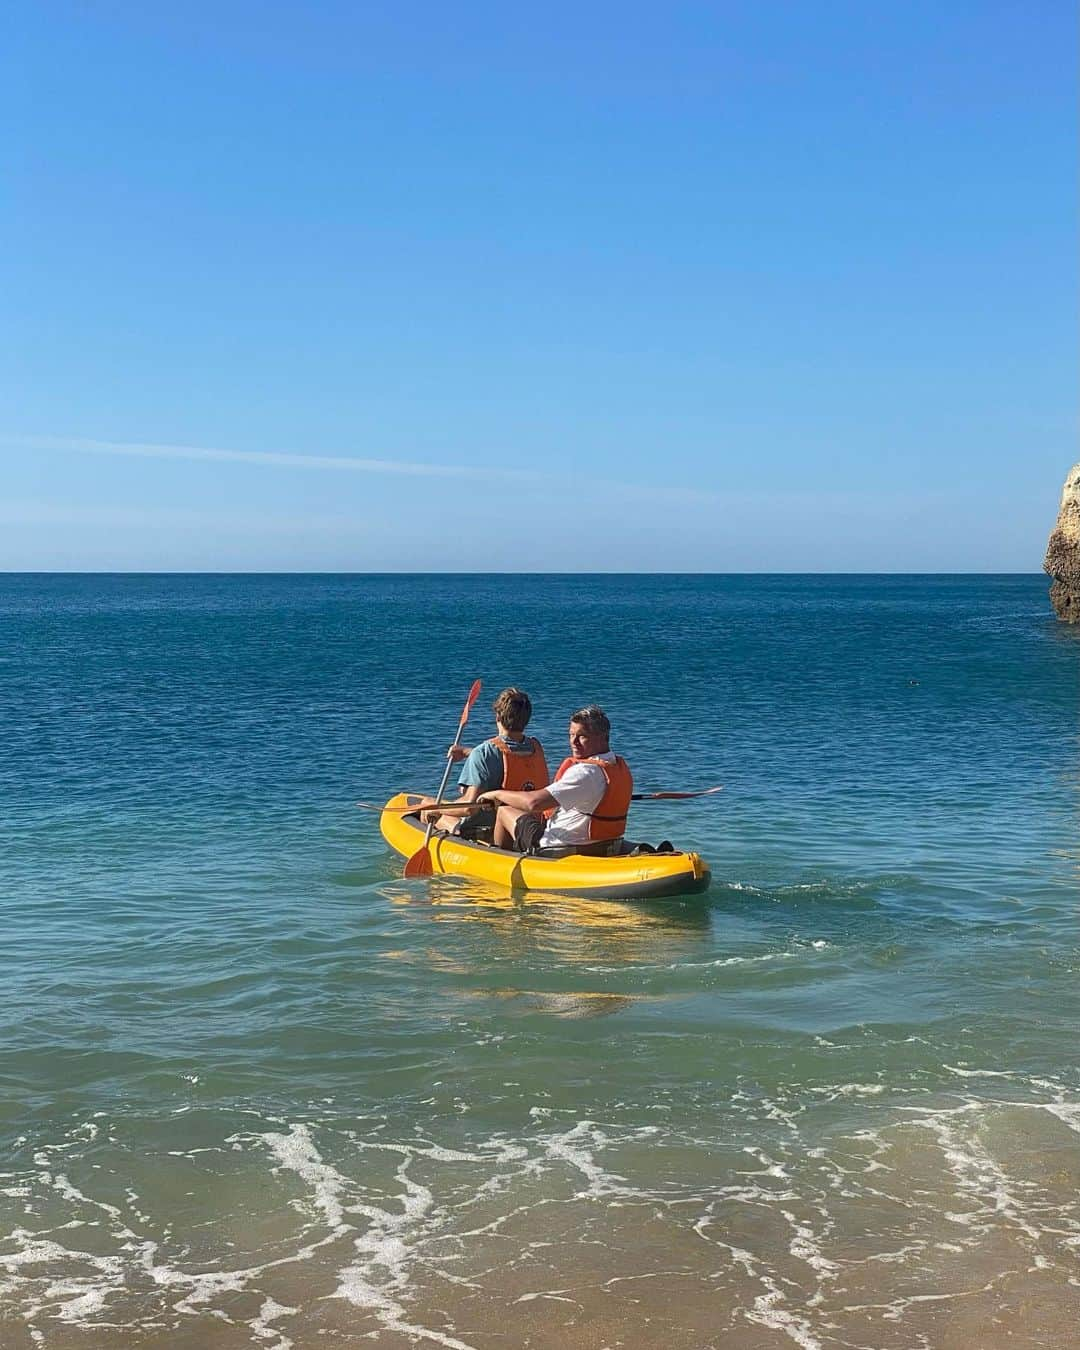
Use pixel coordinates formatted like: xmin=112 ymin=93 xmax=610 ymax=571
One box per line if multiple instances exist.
xmin=4 ymin=1 xmax=1075 ymax=570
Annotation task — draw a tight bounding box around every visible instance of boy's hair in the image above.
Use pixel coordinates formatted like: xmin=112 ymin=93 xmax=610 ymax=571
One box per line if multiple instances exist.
xmin=492 ymin=687 xmax=532 ymax=733
xmin=569 ymin=704 xmax=611 ymax=738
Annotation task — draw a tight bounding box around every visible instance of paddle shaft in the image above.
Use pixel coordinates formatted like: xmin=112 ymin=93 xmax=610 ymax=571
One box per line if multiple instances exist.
xmin=362 ymin=785 xmax=722 ymax=813
xmin=412 ymin=679 xmax=483 ymax=863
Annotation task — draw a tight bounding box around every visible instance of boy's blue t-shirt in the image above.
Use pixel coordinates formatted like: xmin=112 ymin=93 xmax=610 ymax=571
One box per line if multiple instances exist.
xmin=457 ymin=738 xmax=534 ymax=792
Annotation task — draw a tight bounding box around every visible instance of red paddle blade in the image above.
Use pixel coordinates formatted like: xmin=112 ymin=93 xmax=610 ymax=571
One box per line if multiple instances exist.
xmin=460 ymin=678 xmax=482 ymax=727
xmin=403 ymin=846 xmax=434 ymax=877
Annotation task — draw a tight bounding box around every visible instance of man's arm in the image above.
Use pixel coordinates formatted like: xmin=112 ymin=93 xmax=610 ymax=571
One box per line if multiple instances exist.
xmin=477 ymin=786 xmax=556 ymax=813
xmin=420 ymin=780 xmax=486 ymax=824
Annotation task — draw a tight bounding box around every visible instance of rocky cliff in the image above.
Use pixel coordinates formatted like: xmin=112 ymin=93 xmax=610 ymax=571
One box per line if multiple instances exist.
xmin=1044 ymin=463 xmax=1080 ymax=621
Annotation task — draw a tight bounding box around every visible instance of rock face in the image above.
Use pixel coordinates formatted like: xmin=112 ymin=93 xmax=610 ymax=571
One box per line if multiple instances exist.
xmin=1044 ymin=463 xmax=1080 ymax=621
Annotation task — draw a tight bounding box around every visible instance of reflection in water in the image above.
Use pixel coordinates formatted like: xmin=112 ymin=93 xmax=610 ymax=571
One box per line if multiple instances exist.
xmin=379 ymin=877 xmax=710 ymax=951
xmin=461 ymin=987 xmax=641 ymax=1018
xmin=373 ymin=878 xmax=713 ymax=1014
xmin=379 ymin=945 xmax=648 ymax=1013
xmin=391 ymin=873 xmax=710 ymax=924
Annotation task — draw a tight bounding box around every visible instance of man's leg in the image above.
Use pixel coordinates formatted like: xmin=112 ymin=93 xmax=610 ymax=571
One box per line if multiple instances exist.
xmin=494 ymin=805 xmax=543 ymax=851
xmin=493 ymin=804 xmax=524 ymax=849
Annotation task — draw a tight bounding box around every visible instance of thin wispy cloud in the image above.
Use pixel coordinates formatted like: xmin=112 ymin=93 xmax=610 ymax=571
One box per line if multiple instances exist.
xmin=12 ymin=435 xmax=532 ymax=482
xmin=0 ymin=499 xmax=378 ymax=535
xmin=5 ymin=435 xmax=946 ymax=516
xmin=4 ymin=433 xmax=728 ymax=506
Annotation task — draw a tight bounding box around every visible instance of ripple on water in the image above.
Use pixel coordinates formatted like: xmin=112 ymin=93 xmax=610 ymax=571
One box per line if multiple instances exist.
xmin=2 ymin=1077 xmax=1079 ymax=1348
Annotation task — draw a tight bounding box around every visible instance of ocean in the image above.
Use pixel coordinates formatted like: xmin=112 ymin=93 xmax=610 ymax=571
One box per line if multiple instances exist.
xmin=1 ymin=573 xmax=1077 ymax=1349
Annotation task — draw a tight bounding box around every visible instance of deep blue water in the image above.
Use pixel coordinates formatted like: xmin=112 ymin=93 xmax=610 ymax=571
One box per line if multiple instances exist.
xmin=1 ymin=573 xmax=1078 ymax=1349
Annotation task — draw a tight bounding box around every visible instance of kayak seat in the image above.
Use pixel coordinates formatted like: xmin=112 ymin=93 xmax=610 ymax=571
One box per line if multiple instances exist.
xmin=627 ymin=840 xmax=676 ymax=856
xmin=530 ymin=838 xmax=679 ymax=860
xmin=531 ymin=838 xmax=627 ymax=860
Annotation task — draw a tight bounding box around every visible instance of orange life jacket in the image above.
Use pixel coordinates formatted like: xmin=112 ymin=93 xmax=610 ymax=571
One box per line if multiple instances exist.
xmin=490 ymin=736 xmax=549 ymax=792
xmin=552 ymin=754 xmax=634 ymax=841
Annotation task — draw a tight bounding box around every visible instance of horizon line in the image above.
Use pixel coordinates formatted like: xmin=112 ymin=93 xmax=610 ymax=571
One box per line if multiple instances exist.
xmin=0 ymin=568 xmax=1048 ymax=577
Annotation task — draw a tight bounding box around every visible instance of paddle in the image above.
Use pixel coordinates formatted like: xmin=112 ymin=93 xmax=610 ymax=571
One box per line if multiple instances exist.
xmin=403 ymin=678 xmax=483 ymax=878
xmin=358 ymin=799 xmax=482 ymax=814
xmin=359 ymin=785 xmax=723 ymax=813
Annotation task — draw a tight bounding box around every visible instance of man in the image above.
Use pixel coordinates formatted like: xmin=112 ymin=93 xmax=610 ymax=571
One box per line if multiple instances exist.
xmin=477 ymin=704 xmax=633 ymax=855
xmin=418 ymin=687 xmax=548 ymax=836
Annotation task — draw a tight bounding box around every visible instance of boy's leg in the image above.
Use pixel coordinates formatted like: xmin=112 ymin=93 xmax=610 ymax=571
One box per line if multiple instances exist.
xmin=417 ymin=795 xmax=468 ymax=834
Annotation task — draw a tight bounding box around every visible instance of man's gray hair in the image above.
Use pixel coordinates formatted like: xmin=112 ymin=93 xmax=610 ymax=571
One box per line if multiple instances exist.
xmin=570 ymin=704 xmax=611 ymax=737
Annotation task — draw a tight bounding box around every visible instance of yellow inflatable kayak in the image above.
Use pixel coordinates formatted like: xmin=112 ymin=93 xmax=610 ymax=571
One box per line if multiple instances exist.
xmin=379 ymin=793 xmax=710 ymax=898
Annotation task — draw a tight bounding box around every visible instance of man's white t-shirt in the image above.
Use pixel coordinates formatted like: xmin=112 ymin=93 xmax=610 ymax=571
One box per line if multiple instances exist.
xmin=540 ymin=751 xmax=617 ymax=847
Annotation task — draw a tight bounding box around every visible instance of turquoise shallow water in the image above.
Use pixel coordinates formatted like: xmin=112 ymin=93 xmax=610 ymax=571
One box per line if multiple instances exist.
xmin=1 ymin=573 xmax=1079 ymax=1349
